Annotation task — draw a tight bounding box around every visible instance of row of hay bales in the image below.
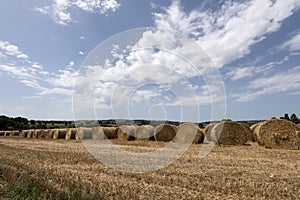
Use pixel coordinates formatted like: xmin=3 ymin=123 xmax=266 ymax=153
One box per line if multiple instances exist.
xmin=0 ymin=119 xmax=299 ymax=149
xmin=0 ymin=124 xmax=205 ymax=144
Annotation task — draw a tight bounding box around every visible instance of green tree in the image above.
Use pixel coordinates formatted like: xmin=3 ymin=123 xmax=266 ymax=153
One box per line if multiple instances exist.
xmin=290 ymin=113 xmax=300 ymax=124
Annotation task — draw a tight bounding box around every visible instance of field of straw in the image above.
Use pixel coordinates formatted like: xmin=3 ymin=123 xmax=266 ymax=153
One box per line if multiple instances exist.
xmin=0 ymin=137 xmax=299 ymax=199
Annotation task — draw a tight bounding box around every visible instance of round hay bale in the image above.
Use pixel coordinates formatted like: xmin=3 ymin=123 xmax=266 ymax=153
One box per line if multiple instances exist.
xmin=9 ymin=130 xmax=19 ymax=136
xmin=135 ymin=125 xmax=155 ymax=141
xmin=77 ymin=127 xmax=93 ymax=140
xmin=204 ymin=123 xmax=216 ymax=142
xmin=37 ymin=129 xmax=49 ymax=138
xmin=177 ymin=123 xmax=205 ymax=144
xmin=117 ymin=125 xmax=136 ymax=141
xmin=0 ymin=131 xmax=5 ymax=136
xmin=252 ymin=122 xmax=265 ymax=144
xmin=256 ymin=119 xmax=300 ymax=149
xmin=238 ymin=123 xmax=253 ymax=142
xmin=27 ymin=130 xmax=33 ymax=138
xmin=211 ymin=121 xmax=247 ymax=146
xmin=46 ymin=129 xmax=55 ymax=139
xmin=92 ymin=126 xmax=105 ymax=140
xmin=32 ymin=130 xmax=39 ymax=138
xmin=53 ymin=129 xmax=67 ymax=139
xmin=20 ymin=130 xmax=30 ymax=137
xmin=154 ymin=124 xmax=177 ymax=142
xmin=102 ymin=127 xmax=117 ymax=139
xmin=4 ymin=131 xmax=10 ymax=136
xmin=65 ymin=128 xmax=78 ymax=140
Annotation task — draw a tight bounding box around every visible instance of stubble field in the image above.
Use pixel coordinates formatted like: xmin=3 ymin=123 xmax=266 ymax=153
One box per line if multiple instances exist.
xmin=0 ymin=137 xmax=299 ymax=199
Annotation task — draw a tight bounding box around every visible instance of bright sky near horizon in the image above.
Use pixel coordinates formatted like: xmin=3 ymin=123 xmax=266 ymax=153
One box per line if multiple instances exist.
xmin=0 ymin=0 xmax=300 ymax=122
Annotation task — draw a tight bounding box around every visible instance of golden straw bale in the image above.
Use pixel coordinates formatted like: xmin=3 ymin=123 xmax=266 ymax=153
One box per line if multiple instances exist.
xmin=154 ymin=124 xmax=177 ymax=142
xmin=135 ymin=125 xmax=155 ymax=141
xmin=211 ymin=121 xmax=247 ymax=146
xmin=116 ymin=125 xmax=136 ymax=141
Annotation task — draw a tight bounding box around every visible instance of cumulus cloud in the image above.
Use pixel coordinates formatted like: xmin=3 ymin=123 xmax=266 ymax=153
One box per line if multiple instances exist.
xmin=78 ymin=51 xmax=84 ymax=55
xmin=35 ymin=0 xmax=121 ymax=25
xmin=154 ymin=0 xmax=300 ymax=67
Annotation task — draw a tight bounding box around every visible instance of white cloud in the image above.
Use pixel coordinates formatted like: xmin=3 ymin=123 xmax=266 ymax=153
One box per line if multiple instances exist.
xmin=68 ymin=61 xmax=75 ymax=67
xmin=154 ymin=0 xmax=300 ymax=67
xmin=226 ymin=66 xmax=255 ymax=81
xmin=35 ymin=0 xmax=121 ymax=25
xmin=5 ymin=44 xmax=21 ymax=56
xmin=234 ymin=66 xmax=300 ymax=102
xmin=17 ymin=54 xmax=29 ymax=60
xmin=280 ymin=32 xmax=300 ymax=52
xmin=78 ymin=51 xmax=84 ymax=55
xmin=80 ymin=36 xmax=85 ymax=40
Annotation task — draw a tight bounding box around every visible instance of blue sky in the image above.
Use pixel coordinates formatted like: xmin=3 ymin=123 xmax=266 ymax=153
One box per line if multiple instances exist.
xmin=0 ymin=0 xmax=300 ymax=122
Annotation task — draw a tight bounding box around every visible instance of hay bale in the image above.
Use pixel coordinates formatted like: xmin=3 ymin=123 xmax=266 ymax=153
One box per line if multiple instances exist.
xmin=20 ymin=130 xmax=31 ymax=137
xmin=0 ymin=131 xmax=5 ymax=136
xmin=32 ymin=130 xmax=39 ymax=138
xmin=154 ymin=124 xmax=177 ymax=142
xmin=46 ymin=129 xmax=55 ymax=139
xmin=37 ymin=129 xmax=49 ymax=138
xmin=117 ymin=125 xmax=136 ymax=141
xmin=4 ymin=131 xmax=10 ymax=136
xmin=177 ymin=123 xmax=205 ymax=144
xmin=255 ymin=119 xmax=300 ymax=149
xmin=65 ymin=128 xmax=78 ymax=140
xmin=53 ymin=129 xmax=67 ymax=139
xmin=211 ymin=121 xmax=247 ymax=146
xmin=27 ymin=130 xmax=33 ymax=138
xmin=9 ymin=130 xmax=19 ymax=136
xmin=92 ymin=127 xmax=105 ymax=140
xmin=239 ymin=123 xmax=253 ymax=142
xmin=77 ymin=127 xmax=93 ymax=140
xmin=102 ymin=127 xmax=117 ymax=139
xmin=252 ymin=122 xmax=265 ymax=144
xmin=135 ymin=125 xmax=155 ymax=141
xmin=204 ymin=123 xmax=216 ymax=142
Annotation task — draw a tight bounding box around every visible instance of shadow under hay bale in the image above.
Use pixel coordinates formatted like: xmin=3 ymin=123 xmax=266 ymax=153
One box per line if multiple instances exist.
xmin=177 ymin=123 xmax=205 ymax=144
xmin=204 ymin=123 xmax=216 ymax=142
xmin=65 ymin=128 xmax=78 ymax=140
xmin=117 ymin=125 xmax=136 ymax=141
xmin=239 ymin=123 xmax=253 ymax=142
xmin=154 ymin=124 xmax=177 ymax=142
xmin=102 ymin=127 xmax=117 ymax=139
xmin=211 ymin=121 xmax=247 ymax=146
xmin=135 ymin=125 xmax=155 ymax=141
xmin=77 ymin=127 xmax=93 ymax=140
xmin=53 ymin=129 xmax=67 ymax=139
xmin=92 ymin=127 xmax=105 ymax=140
xmin=255 ymin=119 xmax=300 ymax=150
xmin=32 ymin=130 xmax=39 ymax=138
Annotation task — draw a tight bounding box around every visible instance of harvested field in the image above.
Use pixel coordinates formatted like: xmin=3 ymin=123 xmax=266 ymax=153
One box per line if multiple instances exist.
xmin=0 ymin=137 xmax=299 ymax=199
